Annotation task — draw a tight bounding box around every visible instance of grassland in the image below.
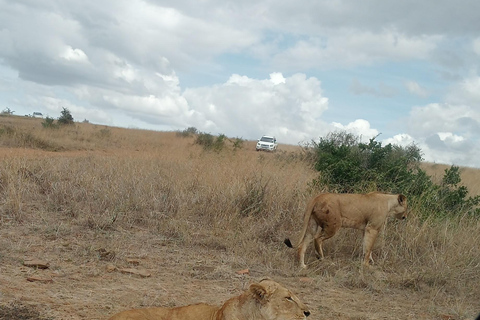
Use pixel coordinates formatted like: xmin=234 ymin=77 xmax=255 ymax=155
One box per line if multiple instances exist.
xmin=1 ymin=115 xmax=479 ymax=319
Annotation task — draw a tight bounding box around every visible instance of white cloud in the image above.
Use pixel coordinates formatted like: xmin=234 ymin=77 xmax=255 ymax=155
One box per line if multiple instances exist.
xmin=383 ymin=133 xmax=416 ymax=147
xmin=350 ymin=79 xmax=397 ymax=97
xmin=332 ymin=119 xmax=379 ymax=141
xmin=269 ymin=30 xmax=441 ymax=70
xmin=405 ymin=81 xmax=429 ymax=98
xmin=407 ymin=103 xmax=479 ymax=136
xmin=447 ymin=76 xmax=480 ymax=106
xmin=183 ymin=73 xmax=329 ymax=143
xmin=437 ymin=132 xmax=464 ymax=143
xmin=403 ymin=102 xmax=480 ymax=167
xmin=60 ymin=46 xmax=88 ymax=62
xmin=269 ymin=72 xmax=286 ymax=85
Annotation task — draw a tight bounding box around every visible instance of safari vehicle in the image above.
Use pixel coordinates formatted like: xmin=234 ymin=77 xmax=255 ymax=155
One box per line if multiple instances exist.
xmin=256 ymin=135 xmax=278 ymax=152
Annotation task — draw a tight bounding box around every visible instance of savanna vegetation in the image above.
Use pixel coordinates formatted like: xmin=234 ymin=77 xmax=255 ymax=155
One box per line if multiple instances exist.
xmin=0 ymin=113 xmax=479 ymax=319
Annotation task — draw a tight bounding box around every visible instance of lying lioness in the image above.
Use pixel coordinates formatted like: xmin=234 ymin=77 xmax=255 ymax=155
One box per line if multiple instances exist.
xmin=285 ymin=192 xmax=407 ymax=268
xmin=108 ymin=279 xmax=310 ymax=320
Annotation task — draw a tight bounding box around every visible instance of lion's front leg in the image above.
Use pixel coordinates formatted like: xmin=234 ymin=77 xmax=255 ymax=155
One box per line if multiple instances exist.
xmin=362 ymin=226 xmax=379 ymax=266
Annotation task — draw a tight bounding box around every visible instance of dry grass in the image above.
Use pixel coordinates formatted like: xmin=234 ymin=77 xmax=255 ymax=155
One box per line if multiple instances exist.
xmin=1 ymin=115 xmax=479 ymax=319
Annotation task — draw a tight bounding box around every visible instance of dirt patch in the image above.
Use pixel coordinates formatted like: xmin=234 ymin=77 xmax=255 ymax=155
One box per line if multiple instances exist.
xmin=0 ymin=222 xmax=473 ymax=320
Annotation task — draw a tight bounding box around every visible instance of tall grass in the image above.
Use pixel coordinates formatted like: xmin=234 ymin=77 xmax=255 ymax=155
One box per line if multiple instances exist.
xmin=1 ymin=115 xmax=479 ymax=317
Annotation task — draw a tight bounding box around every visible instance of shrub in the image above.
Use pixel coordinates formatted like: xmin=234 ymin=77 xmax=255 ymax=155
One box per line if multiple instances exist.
xmin=1 ymin=107 xmax=14 ymax=115
xmin=177 ymin=127 xmax=199 ymax=137
xmin=231 ymin=137 xmax=244 ymax=151
xmin=310 ymin=132 xmax=423 ymax=194
xmin=195 ymin=132 xmax=215 ymax=149
xmin=42 ymin=117 xmax=58 ymax=129
xmin=58 ymin=107 xmax=74 ymax=125
xmin=194 ymin=132 xmax=226 ymax=152
xmin=437 ymin=166 xmax=480 ymax=216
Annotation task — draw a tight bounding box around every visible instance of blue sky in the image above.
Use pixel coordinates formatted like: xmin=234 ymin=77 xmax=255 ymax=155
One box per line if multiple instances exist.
xmin=1 ymin=0 xmax=480 ymax=167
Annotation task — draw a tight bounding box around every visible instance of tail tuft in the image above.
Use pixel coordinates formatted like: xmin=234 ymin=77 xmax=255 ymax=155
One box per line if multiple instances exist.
xmin=284 ymin=238 xmax=293 ymax=248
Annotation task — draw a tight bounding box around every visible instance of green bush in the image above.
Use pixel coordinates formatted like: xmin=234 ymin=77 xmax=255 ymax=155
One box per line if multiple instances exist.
xmin=232 ymin=137 xmax=244 ymax=151
xmin=58 ymin=107 xmax=74 ymax=125
xmin=177 ymin=127 xmax=199 ymax=137
xmin=310 ymin=131 xmax=480 ymax=218
xmin=1 ymin=107 xmax=14 ymax=115
xmin=195 ymin=132 xmax=226 ymax=152
xmin=42 ymin=117 xmax=58 ymax=129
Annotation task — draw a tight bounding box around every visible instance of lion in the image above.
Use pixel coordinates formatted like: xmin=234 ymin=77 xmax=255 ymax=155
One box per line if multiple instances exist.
xmin=285 ymin=192 xmax=407 ymax=268
xmin=108 ymin=278 xmax=310 ymax=320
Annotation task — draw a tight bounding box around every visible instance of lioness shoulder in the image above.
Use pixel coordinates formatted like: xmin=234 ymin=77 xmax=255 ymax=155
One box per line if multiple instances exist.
xmin=108 ymin=279 xmax=310 ymax=320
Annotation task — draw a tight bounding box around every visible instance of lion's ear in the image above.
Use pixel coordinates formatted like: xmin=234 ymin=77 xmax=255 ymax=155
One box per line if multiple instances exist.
xmin=249 ymin=283 xmax=268 ymax=303
xmin=398 ymin=194 xmax=406 ymax=205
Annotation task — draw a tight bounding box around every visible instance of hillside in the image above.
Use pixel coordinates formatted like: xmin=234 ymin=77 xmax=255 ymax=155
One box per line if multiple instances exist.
xmin=1 ymin=115 xmax=479 ymax=319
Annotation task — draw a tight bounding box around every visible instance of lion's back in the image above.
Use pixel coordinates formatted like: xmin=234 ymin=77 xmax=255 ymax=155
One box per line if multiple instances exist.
xmin=108 ymin=303 xmax=218 ymax=320
xmin=312 ymin=193 xmax=380 ymax=225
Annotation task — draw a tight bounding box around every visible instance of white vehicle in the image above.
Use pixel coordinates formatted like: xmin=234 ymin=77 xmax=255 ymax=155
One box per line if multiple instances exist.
xmin=256 ymin=135 xmax=278 ymax=152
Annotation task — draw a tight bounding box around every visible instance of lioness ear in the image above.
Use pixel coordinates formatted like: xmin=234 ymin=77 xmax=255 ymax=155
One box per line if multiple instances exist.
xmin=249 ymin=283 xmax=268 ymax=303
xmin=398 ymin=194 xmax=406 ymax=205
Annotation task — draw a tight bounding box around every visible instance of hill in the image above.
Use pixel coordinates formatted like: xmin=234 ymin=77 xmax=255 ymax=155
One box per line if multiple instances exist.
xmin=1 ymin=115 xmax=479 ymax=319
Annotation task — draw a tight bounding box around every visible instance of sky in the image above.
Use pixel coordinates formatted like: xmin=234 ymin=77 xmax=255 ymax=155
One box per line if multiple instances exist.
xmin=1 ymin=0 xmax=480 ymax=168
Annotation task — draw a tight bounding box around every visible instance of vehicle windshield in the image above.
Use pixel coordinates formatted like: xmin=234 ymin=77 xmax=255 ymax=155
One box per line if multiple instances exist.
xmin=260 ymin=137 xmax=274 ymax=143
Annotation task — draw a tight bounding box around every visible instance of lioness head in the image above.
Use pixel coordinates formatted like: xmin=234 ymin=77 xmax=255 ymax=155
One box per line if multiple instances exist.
xmin=249 ymin=279 xmax=310 ymax=320
xmin=393 ymin=194 xmax=408 ymax=220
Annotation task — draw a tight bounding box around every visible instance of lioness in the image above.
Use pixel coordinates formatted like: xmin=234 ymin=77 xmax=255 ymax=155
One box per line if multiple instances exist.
xmin=285 ymin=192 xmax=407 ymax=268
xmin=108 ymin=279 xmax=310 ymax=320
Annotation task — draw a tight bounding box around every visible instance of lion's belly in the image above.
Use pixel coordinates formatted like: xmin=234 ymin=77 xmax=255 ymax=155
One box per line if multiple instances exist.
xmin=341 ymin=216 xmax=366 ymax=230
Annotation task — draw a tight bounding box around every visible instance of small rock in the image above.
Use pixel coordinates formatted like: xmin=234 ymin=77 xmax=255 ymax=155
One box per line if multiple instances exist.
xmin=96 ymin=248 xmax=116 ymax=261
xmin=126 ymin=258 xmax=140 ymax=265
xmin=119 ymin=268 xmax=151 ymax=278
xmin=236 ymin=268 xmax=249 ymax=275
xmin=299 ymin=277 xmax=314 ymax=283
xmin=106 ymin=264 xmax=117 ymax=273
xmin=23 ymin=259 xmax=50 ymax=269
xmin=27 ymin=276 xmax=53 ymax=283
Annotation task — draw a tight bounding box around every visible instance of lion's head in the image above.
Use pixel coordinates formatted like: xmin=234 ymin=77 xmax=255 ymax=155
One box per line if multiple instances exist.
xmin=392 ymin=194 xmax=408 ymax=220
xmin=245 ymin=279 xmax=310 ymax=320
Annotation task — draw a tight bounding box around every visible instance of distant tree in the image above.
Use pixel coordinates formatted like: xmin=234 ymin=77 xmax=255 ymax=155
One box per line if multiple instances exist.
xmin=58 ymin=107 xmax=74 ymax=125
xmin=1 ymin=107 xmax=14 ymax=115
xmin=177 ymin=127 xmax=199 ymax=137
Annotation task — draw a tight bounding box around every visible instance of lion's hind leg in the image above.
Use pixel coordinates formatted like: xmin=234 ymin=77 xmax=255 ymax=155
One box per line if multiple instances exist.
xmin=313 ymin=227 xmax=327 ymax=260
xmin=296 ymin=217 xmax=320 ymax=268
xmin=313 ymin=223 xmax=339 ymax=261
xmin=297 ymin=231 xmax=313 ymax=269
xmin=313 ymin=236 xmax=324 ymax=260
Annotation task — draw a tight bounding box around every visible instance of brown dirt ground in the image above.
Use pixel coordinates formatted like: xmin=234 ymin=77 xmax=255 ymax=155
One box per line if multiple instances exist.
xmin=1 ymin=221 xmax=471 ymax=320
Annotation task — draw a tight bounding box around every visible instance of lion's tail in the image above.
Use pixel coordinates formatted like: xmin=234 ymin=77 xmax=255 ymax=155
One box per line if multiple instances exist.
xmin=284 ymin=196 xmax=317 ymax=249
xmin=284 ymin=238 xmax=293 ymax=248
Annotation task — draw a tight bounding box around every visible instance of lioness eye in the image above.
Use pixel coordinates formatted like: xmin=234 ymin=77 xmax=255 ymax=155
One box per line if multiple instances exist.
xmin=286 ymin=297 xmax=293 ymax=301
